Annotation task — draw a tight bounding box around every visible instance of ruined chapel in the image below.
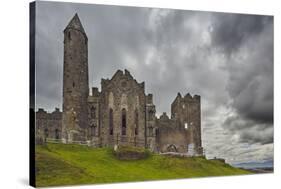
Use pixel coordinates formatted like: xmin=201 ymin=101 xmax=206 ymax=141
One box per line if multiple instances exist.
xmin=36 ymin=14 xmax=203 ymax=155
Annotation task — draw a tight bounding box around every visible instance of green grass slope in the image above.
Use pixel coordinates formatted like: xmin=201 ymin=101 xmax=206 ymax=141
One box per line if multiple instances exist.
xmin=35 ymin=143 xmax=250 ymax=187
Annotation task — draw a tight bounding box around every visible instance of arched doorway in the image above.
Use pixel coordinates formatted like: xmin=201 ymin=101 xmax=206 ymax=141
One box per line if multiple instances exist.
xmin=167 ymin=144 xmax=178 ymax=152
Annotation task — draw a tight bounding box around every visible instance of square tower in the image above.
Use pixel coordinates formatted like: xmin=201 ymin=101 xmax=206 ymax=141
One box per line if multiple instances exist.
xmin=171 ymin=93 xmax=202 ymax=155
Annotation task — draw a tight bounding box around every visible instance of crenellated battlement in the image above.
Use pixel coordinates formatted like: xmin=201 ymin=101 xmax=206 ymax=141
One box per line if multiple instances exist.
xmin=183 ymin=93 xmax=200 ymax=101
xmin=172 ymin=92 xmax=200 ymax=106
xmin=36 ymin=108 xmax=62 ymax=120
xmin=184 ymin=93 xmax=200 ymax=101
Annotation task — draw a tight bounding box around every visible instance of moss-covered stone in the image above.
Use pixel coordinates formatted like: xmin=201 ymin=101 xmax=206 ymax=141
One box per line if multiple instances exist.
xmin=113 ymin=145 xmax=150 ymax=160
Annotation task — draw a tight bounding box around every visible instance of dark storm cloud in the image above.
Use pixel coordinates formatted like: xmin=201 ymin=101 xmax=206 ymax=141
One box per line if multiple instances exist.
xmin=211 ymin=14 xmax=272 ymax=55
xmin=206 ymin=12 xmax=274 ymax=144
xmin=35 ymin=1 xmax=273 ymax=163
xmin=224 ymin=115 xmax=273 ymax=144
xmin=211 ymin=14 xmax=273 ymax=124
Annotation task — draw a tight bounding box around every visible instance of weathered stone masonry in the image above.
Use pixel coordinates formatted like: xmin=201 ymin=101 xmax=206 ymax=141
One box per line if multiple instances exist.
xmin=36 ymin=108 xmax=62 ymax=141
xmin=62 ymin=13 xmax=89 ymax=142
xmin=36 ymin=14 xmax=203 ymax=155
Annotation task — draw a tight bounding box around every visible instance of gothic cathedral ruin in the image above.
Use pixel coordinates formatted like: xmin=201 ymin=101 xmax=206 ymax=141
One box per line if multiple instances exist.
xmin=36 ymin=14 xmax=203 ymax=155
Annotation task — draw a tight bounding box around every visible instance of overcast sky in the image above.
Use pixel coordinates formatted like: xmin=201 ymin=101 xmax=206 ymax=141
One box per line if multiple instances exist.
xmin=35 ymin=1 xmax=273 ymax=164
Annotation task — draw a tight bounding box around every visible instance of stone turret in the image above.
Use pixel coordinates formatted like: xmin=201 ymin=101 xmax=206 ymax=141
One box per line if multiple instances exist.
xmin=171 ymin=92 xmax=202 ymax=155
xmin=62 ymin=13 xmax=89 ymax=142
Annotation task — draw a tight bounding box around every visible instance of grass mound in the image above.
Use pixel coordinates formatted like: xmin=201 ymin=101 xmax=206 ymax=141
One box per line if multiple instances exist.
xmin=113 ymin=145 xmax=150 ymax=160
xmin=35 ymin=143 xmax=251 ymax=187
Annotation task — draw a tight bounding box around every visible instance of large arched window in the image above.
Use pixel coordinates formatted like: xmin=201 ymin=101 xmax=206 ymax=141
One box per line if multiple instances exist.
xmin=121 ymin=108 xmax=126 ymax=135
xmin=109 ymin=108 xmax=113 ymax=135
xmin=167 ymin=144 xmax=178 ymax=152
xmin=135 ymin=109 xmax=139 ymax=135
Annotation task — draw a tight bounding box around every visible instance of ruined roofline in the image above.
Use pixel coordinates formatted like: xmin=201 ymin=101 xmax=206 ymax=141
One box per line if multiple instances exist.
xmin=36 ymin=108 xmax=62 ymax=114
xmin=159 ymin=112 xmax=170 ymax=119
xmin=157 ymin=112 xmax=177 ymax=121
xmin=100 ymin=69 xmax=145 ymax=89
xmin=157 ymin=112 xmax=183 ymax=129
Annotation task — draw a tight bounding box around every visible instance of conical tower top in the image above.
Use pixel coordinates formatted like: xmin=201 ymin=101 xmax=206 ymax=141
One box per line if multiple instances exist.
xmin=64 ymin=13 xmax=86 ymax=34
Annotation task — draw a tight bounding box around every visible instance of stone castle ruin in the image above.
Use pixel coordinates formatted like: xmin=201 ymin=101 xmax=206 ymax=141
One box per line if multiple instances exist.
xmin=36 ymin=14 xmax=203 ymax=155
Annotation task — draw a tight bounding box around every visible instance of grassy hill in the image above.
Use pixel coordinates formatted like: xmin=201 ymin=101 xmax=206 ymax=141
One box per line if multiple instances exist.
xmin=35 ymin=143 xmax=251 ymax=187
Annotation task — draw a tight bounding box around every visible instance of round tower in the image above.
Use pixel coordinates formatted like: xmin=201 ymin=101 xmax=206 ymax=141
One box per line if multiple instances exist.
xmin=62 ymin=13 xmax=89 ymax=142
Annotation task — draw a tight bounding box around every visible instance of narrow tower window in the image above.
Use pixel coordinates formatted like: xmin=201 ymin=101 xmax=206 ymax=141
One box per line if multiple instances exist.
xmin=155 ymin=128 xmax=159 ymax=137
xmin=109 ymin=108 xmax=113 ymax=135
xmin=148 ymin=110 xmax=154 ymax=120
xmin=68 ymin=31 xmax=71 ymax=40
xmin=135 ymin=109 xmax=139 ymax=135
xmin=91 ymin=106 xmax=96 ymax=118
xmin=91 ymin=124 xmax=96 ymax=136
xmin=121 ymin=108 xmax=126 ymax=135
xmin=148 ymin=127 xmax=153 ymax=137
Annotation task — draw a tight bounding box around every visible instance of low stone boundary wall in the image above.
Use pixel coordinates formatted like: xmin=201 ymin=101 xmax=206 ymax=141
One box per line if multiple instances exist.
xmin=160 ymin=152 xmax=204 ymax=158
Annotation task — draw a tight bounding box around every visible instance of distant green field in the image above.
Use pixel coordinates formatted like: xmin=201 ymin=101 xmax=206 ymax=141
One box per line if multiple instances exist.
xmin=35 ymin=143 xmax=251 ymax=187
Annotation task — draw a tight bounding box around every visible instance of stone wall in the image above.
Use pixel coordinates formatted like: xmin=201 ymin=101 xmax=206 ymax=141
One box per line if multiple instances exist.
xmin=36 ymin=108 xmax=62 ymax=140
xmin=88 ymin=87 xmax=101 ymax=146
xmin=155 ymin=113 xmax=189 ymax=153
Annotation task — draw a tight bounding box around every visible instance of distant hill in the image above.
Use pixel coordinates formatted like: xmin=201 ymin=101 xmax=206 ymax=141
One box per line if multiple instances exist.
xmin=232 ymin=160 xmax=273 ymax=169
xmin=35 ymin=143 xmax=251 ymax=187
